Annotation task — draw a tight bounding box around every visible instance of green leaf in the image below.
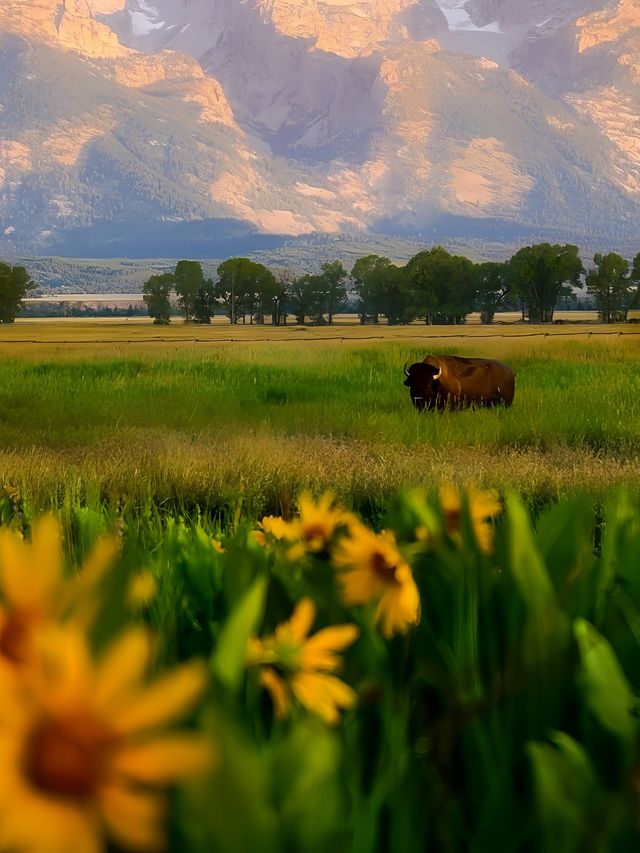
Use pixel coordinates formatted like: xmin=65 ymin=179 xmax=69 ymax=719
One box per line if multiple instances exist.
xmin=213 ymin=575 xmax=267 ymax=691
xmin=536 ymin=497 xmax=596 ymax=605
xmin=505 ymin=492 xmax=568 ymax=658
xmin=574 ymin=619 xmax=635 ymax=744
xmin=271 ymin=722 xmax=348 ymax=853
xmin=506 ymin=492 xmax=555 ymax=613
xmin=528 ymin=732 xmax=600 ymax=852
xmin=178 ymin=709 xmax=279 ymax=853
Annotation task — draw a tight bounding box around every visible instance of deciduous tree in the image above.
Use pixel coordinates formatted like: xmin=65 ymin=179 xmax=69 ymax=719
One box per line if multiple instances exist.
xmin=585 ymin=252 xmax=632 ymax=323
xmin=174 ymin=260 xmax=206 ymax=323
xmin=0 ymin=263 xmax=35 ymax=324
xmin=351 ymin=255 xmax=395 ymax=324
xmin=405 ymin=247 xmax=474 ymax=324
xmin=143 ymin=273 xmax=174 ymax=325
xmin=193 ymin=280 xmax=217 ymax=324
xmin=216 ymin=258 xmax=280 ymax=324
xmin=317 ymin=261 xmax=347 ymax=325
xmin=630 ymin=252 xmax=640 ymax=310
xmin=474 ymin=261 xmax=511 ymax=324
xmin=287 ymin=274 xmax=325 ymax=325
xmin=509 ymin=243 xmax=583 ymax=323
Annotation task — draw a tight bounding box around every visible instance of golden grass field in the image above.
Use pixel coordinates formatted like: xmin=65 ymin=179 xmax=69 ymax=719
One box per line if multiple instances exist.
xmin=1 ymin=317 xmax=639 ymax=516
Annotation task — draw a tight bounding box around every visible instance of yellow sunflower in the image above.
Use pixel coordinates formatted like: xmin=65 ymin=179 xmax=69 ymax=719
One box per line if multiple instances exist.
xmin=0 ymin=624 xmax=212 ymax=853
xmin=246 ymin=598 xmax=358 ymax=725
xmin=251 ymin=514 xmax=292 ymax=548
xmin=0 ymin=516 xmax=119 ymax=665
xmin=439 ymin=483 xmax=502 ymax=554
xmin=253 ymin=493 xmax=352 ymax=560
xmin=331 ymin=523 xmax=420 ymax=638
xmin=288 ymin=492 xmax=353 ymax=559
xmin=126 ymin=572 xmax=157 ymax=611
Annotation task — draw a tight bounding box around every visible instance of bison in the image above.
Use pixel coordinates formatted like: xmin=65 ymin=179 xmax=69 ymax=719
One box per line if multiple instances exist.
xmin=403 ymin=354 xmax=515 ymax=411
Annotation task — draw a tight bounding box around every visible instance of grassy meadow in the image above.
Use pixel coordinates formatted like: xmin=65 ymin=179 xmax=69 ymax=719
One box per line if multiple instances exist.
xmin=1 ymin=318 xmax=640 ymax=852
xmin=1 ymin=318 xmax=639 ymax=519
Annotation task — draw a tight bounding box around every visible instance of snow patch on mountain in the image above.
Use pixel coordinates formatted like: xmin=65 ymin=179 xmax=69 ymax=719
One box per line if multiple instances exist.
xmin=128 ymin=0 xmax=164 ymax=35
xmin=437 ymin=0 xmax=500 ymax=32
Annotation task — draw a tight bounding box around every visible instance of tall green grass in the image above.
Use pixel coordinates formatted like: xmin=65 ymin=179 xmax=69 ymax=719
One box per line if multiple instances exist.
xmin=1 ymin=338 xmax=639 ymax=517
xmin=3 ymin=486 xmax=639 ymax=852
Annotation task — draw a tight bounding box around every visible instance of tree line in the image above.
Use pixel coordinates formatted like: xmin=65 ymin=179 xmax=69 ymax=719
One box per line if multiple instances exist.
xmin=142 ymin=245 xmax=640 ymax=326
xmin=142 ymin=258 xmax=349 ymax=326
xmin=1 ymin=244 xmax=639 ymax=325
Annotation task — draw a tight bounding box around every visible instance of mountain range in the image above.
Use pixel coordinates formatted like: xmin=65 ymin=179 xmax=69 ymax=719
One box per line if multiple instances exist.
xmin=0 ymin=0 xmax=639 ymax=259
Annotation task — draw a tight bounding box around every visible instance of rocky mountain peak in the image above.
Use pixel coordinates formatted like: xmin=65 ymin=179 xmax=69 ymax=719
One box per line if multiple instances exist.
xmin=1 ymin=0 xmax=639 ymax=256
xmin=0 ymin=0 xmax=128 ymax=56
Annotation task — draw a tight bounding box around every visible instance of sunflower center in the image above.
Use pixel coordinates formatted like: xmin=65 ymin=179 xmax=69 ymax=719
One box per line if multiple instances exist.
xmin=274 ymin=640 xmax=303 ymax=674
xmin=370 ymin=551 xmax=399 ymax=585
xmin=25 ymin=714 xmax=115 ymax=799
xmin=444 ymin=509 xmax=461 ymax=533
xmin=0 ymin=611 xmax=35 ymax=663
xmin=301 ymin=523 xmax=329 ymax=544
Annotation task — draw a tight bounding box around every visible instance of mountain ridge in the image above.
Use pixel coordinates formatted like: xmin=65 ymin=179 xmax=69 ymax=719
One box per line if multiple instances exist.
xmin=1 ymin=0 xmax=639 ymax=257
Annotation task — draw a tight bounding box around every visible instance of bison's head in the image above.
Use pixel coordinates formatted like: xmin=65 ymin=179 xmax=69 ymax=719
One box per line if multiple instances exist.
xmin=403 ymin=362 xmax=442 ymax=411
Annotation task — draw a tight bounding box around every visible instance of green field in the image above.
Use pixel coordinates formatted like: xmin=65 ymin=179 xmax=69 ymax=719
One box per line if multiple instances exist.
xmin=1 ymin=320 xmax=639 ymax=518
xmin=1 ymin=320 xmax=640 ymax=852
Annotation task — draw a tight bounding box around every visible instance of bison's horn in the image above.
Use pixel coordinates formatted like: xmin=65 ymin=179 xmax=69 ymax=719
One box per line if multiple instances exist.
xmin=434 ymin=366 xmax=442 ymax=380
xmin=403 ymin=362 xmax=410 ymax=377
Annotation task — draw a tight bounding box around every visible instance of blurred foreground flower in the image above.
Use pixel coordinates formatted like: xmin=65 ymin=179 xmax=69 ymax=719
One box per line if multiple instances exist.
xmin=252 ymin=514 xmax=291 ymax=547
xmin=0 ymin=625 xmax=212 ymax=853
xmin=211 ymin=537 xmax=225 ymax=554
xmin=253 ymin=493 xmax=353 ymax=559
xmin=0 ymin=516 xmax=119 ymax=665
xmin=126 ymin=571 xmax=157 ymax=611
xmin=247 ymin=598 xmax=358 ymax=725
xmin=332 ymin=523 xmax=420 ymax=638
xmin=439 ymin=484 xmax=501 ymax=554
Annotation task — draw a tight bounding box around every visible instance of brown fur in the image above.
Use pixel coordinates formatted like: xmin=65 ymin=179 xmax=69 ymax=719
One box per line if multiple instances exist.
xmin=404 ymin=355 xmax=515 ymax=411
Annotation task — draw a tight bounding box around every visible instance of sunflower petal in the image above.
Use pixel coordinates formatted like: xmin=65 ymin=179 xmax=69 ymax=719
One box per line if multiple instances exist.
xmin=112 ymin=661 xmax=208 ymax=735
xmin=291 ymin=672 xmax=357 ymax=725
xmin=0 ymin=787 xmax=101 ymax=853
xmin=0 ymin=516 xmax=62 ymax=610
xmin=375 ymin=576 xmax=420 ymax=638
xmin=287 ymin=598 xmax=316 ymax=643
xmin=30 ymin=625 xmax=93 ymax=708
xmin=99 ymin=784 xmax=166 ymax=851
xmin=78 ymin=536 xmax=121 ymax=591
xmin=301 ymin=625 xmax=359 ymax=671
xmin=111 ymin=735 xmax=214 ymax=784
xmin=260 ymin=667 xmax=291 ymax=719
xmin=338 ymin=566 xmax=382 ymax=605
xmin=93 ymin=627 xmax=153 ymax=711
